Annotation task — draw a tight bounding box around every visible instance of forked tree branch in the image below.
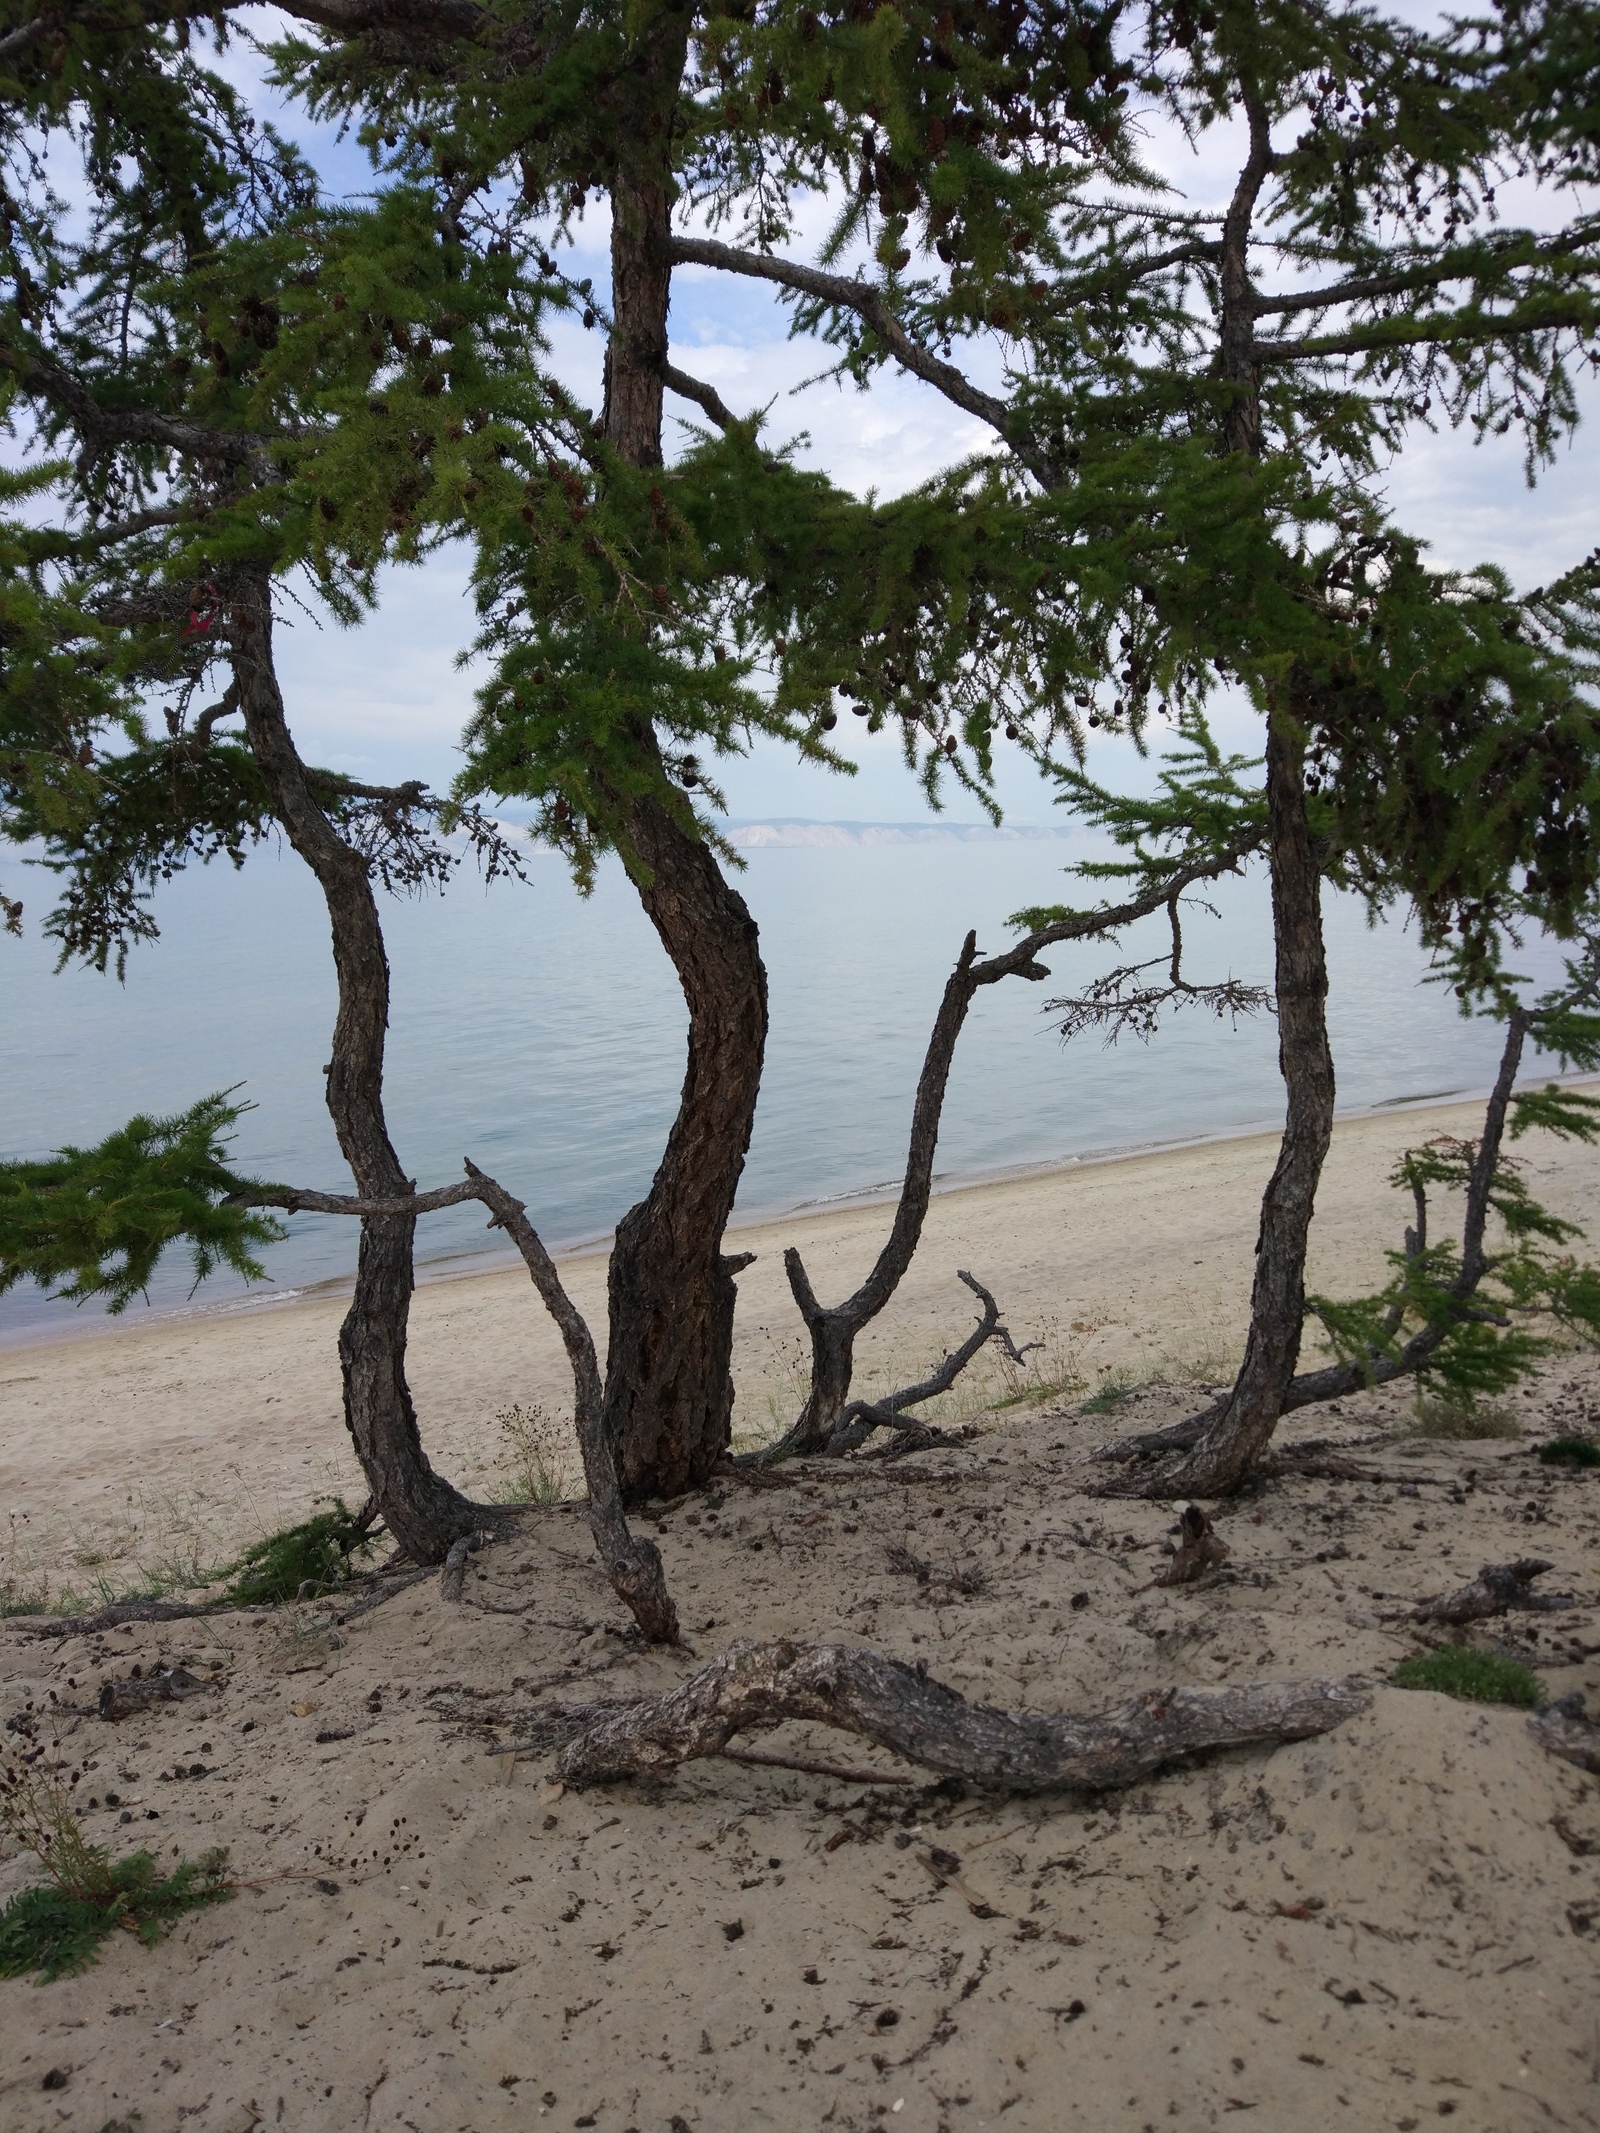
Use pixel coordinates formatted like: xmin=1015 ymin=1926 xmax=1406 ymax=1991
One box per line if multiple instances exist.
xmin=774 ymin=841 xmax=1261 ymax=1457
xmin=661 ymin=359 xmax=740 ymax=432
xmin=542 ymin=1638 xmax=1371 ymax=1791
xmin=1100 ymin=1004 xmax=1534 ymax=1465
xmin=665 ymin=236 xmax=1055 ymax=483
xmin=234 ymin=1160 xmax=678 ymax=1641
xmin=825 ymin=1270 xmax=1038 ymax=1455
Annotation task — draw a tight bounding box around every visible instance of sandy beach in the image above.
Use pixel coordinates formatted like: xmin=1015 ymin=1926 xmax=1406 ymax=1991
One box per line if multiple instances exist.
xmin=4 ymin=1086 xmax=1600 ymax=1600
xmin=4 ymin=1087 xmax=1600 ymax=2130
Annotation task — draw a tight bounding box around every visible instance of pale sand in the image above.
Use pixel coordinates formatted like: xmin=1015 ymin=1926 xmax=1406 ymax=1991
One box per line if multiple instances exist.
xmin=4 ymin=1085 xmax=1600 ymax=1595
xmin=4 ymin=1371 xmax=1600 ymax=2131
xmin=5 ymin=1093 xmax=1600 ymax=2129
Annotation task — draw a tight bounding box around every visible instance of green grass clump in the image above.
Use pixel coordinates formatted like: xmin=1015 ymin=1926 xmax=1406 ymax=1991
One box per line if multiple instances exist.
xmin=1538 ymin=1436 xmax=1600 ymax=1469
xmin=1391 ymin=1647 xmax=1546 ymax=1707
xmin=219 ymin=1498 xmax=377 ymax=1606
xmin=0 ymin=1849 xmax=232 ymax=1982
xmin=1080 ymin=1368 xmax=1139 ymax=1415
xmin=0 ymin=1753 xmax=231 ymax=1982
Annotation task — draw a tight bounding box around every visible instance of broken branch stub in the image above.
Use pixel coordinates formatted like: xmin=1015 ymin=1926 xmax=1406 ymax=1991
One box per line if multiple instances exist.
xmin=1152 ymin=1504 xmax=1230 ymax=1587
xmin=553 ymin=1638 xmax=1370 ymax=1792
xmin=1411 ymin=1558 xmax=1576 ymax=1626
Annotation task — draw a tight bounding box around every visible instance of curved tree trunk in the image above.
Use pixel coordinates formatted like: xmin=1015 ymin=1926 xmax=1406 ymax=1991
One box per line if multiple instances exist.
xmin=1123 ymin=700 xmax=1336 ymax=1496
xmin=596 ymin=39 xmax=771 ymax=1501
xmin=229 ymin=575 xmax=483 ymax=1561
xmin=603 ymin=778 xmax=768 ymax=1500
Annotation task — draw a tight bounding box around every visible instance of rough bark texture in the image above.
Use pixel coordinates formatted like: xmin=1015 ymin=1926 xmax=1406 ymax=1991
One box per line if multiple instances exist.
xmin=1411 ymin=1558 xmax=1575 ymax=1626
xmin=230 ymin=576 xmax=483 ymax=1562
xmin=1116 ymin=702 xmax=1335 ymax=1498
xmin=548 ymin=1638 xmax=1371 ymax=1792
xmin=602 ymin=782 xmax=768 ymax=1501
xmin=465 ymin=1163 xmax=680 ymax=1640
xmin=1101 ymin=1011 xmax=1528 ymax=1469
xmin=593 ymin=22 xmax=771 ymax=1503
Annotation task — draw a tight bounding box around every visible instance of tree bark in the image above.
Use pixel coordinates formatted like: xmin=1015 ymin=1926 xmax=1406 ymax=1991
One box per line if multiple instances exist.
xmin=591 ymin=22 xmax=771 ymax=1502
xmin=1411 ymin=1558 xmax=1574 ymax=1626
xmin=544 ymin=1637 xmax=1371 ymax=1792
xmin=602 ymin=780 xmax=768 ymax=1501
xmin=231 ymin=1152 xmax=681 ymax=1639
xmin=229 ymin=575 xmax=484 ymax=1561
xmin=1116 ymin=701 xmax=1335 ymax=1496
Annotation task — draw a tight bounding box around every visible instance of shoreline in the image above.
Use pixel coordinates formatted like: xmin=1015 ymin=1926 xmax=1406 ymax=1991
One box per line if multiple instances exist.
xmin=6 ymin=1069 xmax=1600 ymax=1585
xmin=5 ymin=1066 xmax=1597 ymax=1360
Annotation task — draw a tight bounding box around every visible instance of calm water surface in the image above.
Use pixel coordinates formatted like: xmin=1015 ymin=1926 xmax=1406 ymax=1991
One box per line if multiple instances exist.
xmin=0 ymin=835 xmax=1571 ymax=1344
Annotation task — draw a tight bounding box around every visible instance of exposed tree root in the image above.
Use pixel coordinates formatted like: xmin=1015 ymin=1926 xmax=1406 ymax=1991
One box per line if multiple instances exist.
xmin=1530 ymin=1693 xmax=1600 ymax=1776
xmin=530 ymin=1638 xmax=1370 ymax=1792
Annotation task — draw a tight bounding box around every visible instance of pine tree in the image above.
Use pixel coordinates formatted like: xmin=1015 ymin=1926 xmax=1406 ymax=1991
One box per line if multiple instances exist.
xmin=648 ymin=0 xmax=1600 ymax=1490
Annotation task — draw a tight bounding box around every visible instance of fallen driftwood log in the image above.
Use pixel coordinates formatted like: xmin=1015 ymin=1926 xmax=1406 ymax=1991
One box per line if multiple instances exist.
xmin=530 ymin=1639 xmax=1369 ymax=1792
xmin=1410 ymin=1559 xmax=1576 ymax=1626
xmin=1530 ymin=1693 xmax=1600 ymax=1776
xmin=98 ymin=1664 xmax=219 ymax=1722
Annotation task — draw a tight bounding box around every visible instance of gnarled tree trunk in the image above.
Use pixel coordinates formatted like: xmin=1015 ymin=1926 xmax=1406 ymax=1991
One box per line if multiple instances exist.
xmin=596 ymin=37 xmax=770 ymax=1501
xmin=1131 ymin=699 xmax=1335 ymax=1496
xmin=603 ymin=778 xmax=768 ymax=1500
xmin=230 ymin=575 xmax=484 ymax=1561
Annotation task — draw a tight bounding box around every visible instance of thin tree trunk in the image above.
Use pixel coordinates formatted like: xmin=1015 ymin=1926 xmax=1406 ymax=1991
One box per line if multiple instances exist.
xmin=1126 ymin=701 xmax=1335 ymax=1495
xmin=1113 ymin=84 xmax=1339 ymax=1498
xmin=771 ymin=849 xmax=1258 ymax=1460
xmin=229 ymin=575 xmax=483 ymax=1562
xmin=1102 ymin=1007 xmax=1527 ymax=1467
xmin=775 ymin=935 xmax=994 ymax=1455
xmin=596 ymin=40 xmax=771 ymax=1501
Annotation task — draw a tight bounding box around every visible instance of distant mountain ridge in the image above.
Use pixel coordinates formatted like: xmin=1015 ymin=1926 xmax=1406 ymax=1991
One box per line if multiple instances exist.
xmin=722 ymin=818 xmax=1070 ymax=848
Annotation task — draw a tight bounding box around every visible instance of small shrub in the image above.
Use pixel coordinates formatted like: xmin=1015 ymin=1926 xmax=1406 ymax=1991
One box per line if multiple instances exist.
xmin=0 ymin=1755 xmax=230 ymax=1982
xmin=1391 ymin=1648 xmax=1545 ymax=1707
xmin=1080 ymin=1368 xmax=1139 ymax=1415
xmin=1538 ymin=1436 xmax=1600 ymax=1469
xmin=495 ymin=1402 xmax=572 ymax=1506
xmin=1403 ymin=1386 xmax=1520 ymax=1442
xmin=219 ymin=1498 xmax=377 ymax=1606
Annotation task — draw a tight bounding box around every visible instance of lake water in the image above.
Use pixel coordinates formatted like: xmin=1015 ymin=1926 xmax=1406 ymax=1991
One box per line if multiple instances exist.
xmin=0 ymin=829 xmax=1573 ymax=1345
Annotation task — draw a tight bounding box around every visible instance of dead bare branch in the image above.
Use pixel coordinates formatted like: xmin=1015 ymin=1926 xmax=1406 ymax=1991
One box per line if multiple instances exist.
xmin=826 ymin=1271 xmax=1014 ymax=1454
xmin=545 ymin=1638 xmax=1371 ymax=1792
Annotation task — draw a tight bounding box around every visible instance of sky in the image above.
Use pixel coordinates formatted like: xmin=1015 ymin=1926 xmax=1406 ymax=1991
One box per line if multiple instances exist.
xmin=235 ymin=11 xmax=1600 ymax=823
